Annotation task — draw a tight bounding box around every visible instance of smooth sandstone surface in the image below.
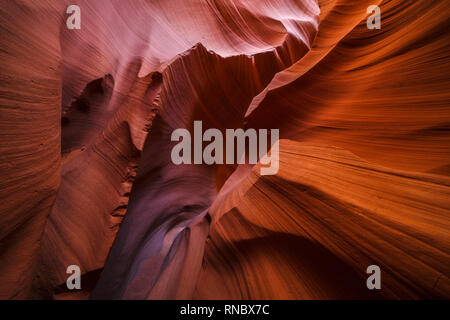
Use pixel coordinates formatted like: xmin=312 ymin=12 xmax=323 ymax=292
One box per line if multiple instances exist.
xmin=0 ymin=0 xmax=448 ymax=299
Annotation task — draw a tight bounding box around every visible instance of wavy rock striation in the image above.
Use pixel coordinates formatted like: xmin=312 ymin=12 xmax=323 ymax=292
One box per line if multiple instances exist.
xmin=0 ymin=0 xmax=448 ymax=299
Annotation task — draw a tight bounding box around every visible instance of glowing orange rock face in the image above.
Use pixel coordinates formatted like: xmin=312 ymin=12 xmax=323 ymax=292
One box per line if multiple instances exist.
xmin=0 ymin=0 xmax=448 ymax=299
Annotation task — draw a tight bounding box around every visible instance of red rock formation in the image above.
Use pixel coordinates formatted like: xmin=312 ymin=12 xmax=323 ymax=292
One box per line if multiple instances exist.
xmin=0 ymin=1 xmax=64 ymax=299
xmin=0 ymin=0 xmax=448 ymax=299
xmin=199 ymin=141 xmax=449 ymax=298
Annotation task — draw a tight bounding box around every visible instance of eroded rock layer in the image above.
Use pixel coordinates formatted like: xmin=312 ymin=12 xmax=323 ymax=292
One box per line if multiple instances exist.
xmin=0 ymin=0 xmax=448 ymax=299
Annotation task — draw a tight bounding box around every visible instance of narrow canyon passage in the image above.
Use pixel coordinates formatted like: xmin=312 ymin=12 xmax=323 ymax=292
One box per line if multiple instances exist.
xmin=0 ymin=0 xmax=448 ymax=300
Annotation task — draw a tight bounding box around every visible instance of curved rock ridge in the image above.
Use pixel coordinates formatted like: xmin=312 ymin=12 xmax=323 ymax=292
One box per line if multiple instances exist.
xmin=201 ymin=141 xmax=449 ymax=299
xmin=0 ymin=0 xmax=449 ymax=299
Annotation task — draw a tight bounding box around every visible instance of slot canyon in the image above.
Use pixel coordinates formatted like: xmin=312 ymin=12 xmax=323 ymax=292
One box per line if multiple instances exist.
xmin=0 ymin=0 xmax=449 ymax=299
